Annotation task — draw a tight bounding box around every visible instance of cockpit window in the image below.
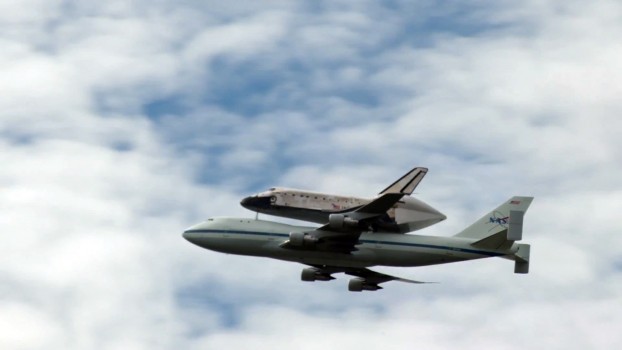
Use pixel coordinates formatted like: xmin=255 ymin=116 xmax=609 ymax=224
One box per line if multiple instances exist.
xmin=268 ymin=187 xmax=276 ymax=191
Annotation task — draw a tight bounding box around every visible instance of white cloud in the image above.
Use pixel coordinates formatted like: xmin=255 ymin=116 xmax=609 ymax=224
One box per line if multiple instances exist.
xmin=183 ymin=11 xmax=289 ymax=62
xmin=0 ymin=302 xmax=63 ymax=350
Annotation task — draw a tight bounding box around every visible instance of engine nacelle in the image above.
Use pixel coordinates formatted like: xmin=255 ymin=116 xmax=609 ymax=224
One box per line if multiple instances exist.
xmin=289 ymin=232 xmax=318 ymax=247
xmin=301 ymin=268 xmax=334 ymax=282
xmin=328 ymin=214 xmax=359 ymax=229
xmin=348 ymin=278 xmax=381 ymax=292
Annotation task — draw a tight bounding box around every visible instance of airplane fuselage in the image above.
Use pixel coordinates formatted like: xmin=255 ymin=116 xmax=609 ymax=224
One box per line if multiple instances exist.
xmin=183 ymin=217 xmax=517 ymax=269
xmin=240 ymin=188 xmax=447 ymax=232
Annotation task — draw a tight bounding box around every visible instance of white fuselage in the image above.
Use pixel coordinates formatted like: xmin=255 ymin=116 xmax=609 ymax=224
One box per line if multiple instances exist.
xmin=183 ymin=217 xmax=517 ymax=268
xmin=240 ymin=188 xmax=447 ymax=232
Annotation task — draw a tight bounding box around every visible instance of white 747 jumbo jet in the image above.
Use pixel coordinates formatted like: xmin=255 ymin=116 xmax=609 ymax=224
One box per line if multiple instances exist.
xmin=183 ymin=170 xmax=533 ymax=292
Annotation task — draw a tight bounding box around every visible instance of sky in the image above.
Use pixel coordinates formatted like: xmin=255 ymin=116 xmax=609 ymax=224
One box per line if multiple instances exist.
xmin=1 ymin=0 xmax=621 ymax=349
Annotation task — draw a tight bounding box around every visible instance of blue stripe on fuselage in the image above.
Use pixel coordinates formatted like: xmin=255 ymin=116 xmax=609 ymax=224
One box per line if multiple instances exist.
xmin=183 ymin=229 xmax=504 ymax=257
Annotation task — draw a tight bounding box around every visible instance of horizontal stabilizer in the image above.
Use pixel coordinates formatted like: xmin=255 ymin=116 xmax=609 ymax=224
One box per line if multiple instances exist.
xmin=514 ymin=244 xmax=530 ymax=274
xmin=471 ymin=229 xmax=513 ymax=250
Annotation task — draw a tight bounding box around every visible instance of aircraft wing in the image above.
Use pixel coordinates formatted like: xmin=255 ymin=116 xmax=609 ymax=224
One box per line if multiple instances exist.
xmin=307 ymin=265 xmax=432 ymax=291
xmin=345 ymin=268 xmax=429 ymax=284
xmin=318 ymin=192 xmax=405 ymax=231
xmin=378 ymin=166 xmax=427 ymax=195
xmin=354 ymin=192 xmax=405 ymax=216
xmin=279 ymin=227 xmax=362 ymax=253
xmin=281 ymin=193 xmax=406 ymax=253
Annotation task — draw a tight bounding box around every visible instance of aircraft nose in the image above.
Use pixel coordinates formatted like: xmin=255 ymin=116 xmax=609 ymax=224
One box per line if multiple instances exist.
xmin=240 ymin=196 xmax=253 ymax=207
xmin=182 ymin=229 xmax=200 ymax=245
xmin=240 ymin=195 xmax=272 ymax=209
xmin=183 ymin=222 xmax=207 ymax=246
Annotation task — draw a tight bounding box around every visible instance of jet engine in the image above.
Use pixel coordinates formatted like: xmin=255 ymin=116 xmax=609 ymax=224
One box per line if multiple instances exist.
xmin=328 ymin=214 xmax=359 ymax=229
xmin=348 ymin=278 xmax=381 ymax=292
xmin=301 ymin=268 xmax=335 ymax=282
xmin=289 ymin=232 xmax=318 ymax=247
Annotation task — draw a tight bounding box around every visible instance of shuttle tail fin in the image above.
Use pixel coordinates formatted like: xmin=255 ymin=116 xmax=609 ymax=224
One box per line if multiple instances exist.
xmin=379 ymin=167 xmax=427 ymax=195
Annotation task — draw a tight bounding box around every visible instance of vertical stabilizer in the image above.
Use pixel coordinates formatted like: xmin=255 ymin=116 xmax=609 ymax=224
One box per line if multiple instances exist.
xmin=379 ymin=167 xmax=428 ymax=195
xmin=454 ymin=196 xmax=534 ymax=241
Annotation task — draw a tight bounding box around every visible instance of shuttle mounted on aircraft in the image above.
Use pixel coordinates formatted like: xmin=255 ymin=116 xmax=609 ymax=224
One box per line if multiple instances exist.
xmin=240 ymin=167 xmax=446 ymax=232
xmin=183 ymin=167 xmax=534 ymax=292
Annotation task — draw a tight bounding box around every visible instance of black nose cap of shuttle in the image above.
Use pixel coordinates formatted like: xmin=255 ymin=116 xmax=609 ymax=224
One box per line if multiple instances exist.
xmin=240 ymin=195 xmax=272 ymax=209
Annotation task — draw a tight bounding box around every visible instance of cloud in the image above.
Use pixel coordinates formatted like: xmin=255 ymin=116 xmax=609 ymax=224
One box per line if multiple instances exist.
xmin=1 ymin=0 xmax=622 ymax=349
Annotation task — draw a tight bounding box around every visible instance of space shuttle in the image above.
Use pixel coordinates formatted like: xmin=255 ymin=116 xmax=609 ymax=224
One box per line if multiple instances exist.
xmin=240 ymin=166 xmax=446 ymax=233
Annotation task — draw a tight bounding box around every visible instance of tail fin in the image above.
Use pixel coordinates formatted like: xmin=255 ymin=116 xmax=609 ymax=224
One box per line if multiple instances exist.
xmin=454 ymin=196 xmax=534 ymax=248
xmin=379 ymin=167 xmax=427 ymax=195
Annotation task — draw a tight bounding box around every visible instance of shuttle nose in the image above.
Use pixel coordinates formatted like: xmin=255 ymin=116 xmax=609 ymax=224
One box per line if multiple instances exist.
xmin=240 ymin=196 xmax=253 ymax=207
xmin=240 ymin=195 xmax=272 ymax=209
